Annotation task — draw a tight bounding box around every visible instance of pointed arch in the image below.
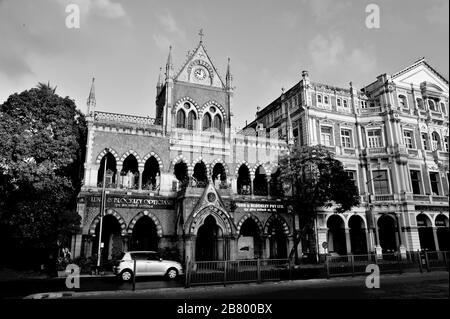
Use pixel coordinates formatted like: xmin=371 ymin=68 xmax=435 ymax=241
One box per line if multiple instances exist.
xmin=89 ymin=209 xmax=127 ymax=236
xmin=202 ymin=113 xmax=212 ymax=130
xmin=200 ymin=100 xmax=227 ymax=122
xmin=210 ymin=158 xmax=230 ymax=177
xmin=119 ymin=150 xmax=141 ymax=163
xmin=234 ymin=160 xmax=250 ymax=177
xmin=263 ymin=214 xmax=290 ymax=236
xmin=95 ymin=148 xmax=120 ymax=164
xmin=236 ymin=214 xmax=264 ymax=235
xmin=127 ymin=211 xmax=163 ymax=237
xmin=186 ymin=205 xmax=236 ymax=236
xmin=174 ymin=96 xmax=200 ymax=113
xmin=142 ymin=151 xmax=164 ymax=171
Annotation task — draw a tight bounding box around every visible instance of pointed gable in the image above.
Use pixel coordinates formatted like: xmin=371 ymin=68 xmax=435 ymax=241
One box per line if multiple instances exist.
xmin=392 ymin=58 xmax=449 ymax=94
xmin=174 ymin=42 xmax=225 ymax=89
xmin=191 ymin=182 xmax=227 ymax=216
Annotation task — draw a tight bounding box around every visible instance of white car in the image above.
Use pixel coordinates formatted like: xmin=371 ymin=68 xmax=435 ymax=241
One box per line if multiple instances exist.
xmin=113 ymin=251 xmax=183 ymax=282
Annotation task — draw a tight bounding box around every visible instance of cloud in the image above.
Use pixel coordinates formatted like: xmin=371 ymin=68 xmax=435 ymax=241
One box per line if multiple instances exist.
xmin=159 ymin=11 xmax=180 ymax=33
xmin=426 ymin=0 xmax=449 ymax=25
xmin=152 ymin=34 xmax=171 ymax=51
xmin=307 ymin=34 xmax=377 ymax=88
xmin=300 ymin=0 xmax=351 ymax=22
xmin=55 ymin=0 xmax=128 ymax=21
xmin=0 ymin=51 xmax=33 ymax=79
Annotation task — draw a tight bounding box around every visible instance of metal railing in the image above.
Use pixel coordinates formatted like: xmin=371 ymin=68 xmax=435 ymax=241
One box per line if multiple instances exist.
xmin=325 ymin=251 xmax=449 ymax=278
xmin=185 ymin=258 xmax=291 ymax=287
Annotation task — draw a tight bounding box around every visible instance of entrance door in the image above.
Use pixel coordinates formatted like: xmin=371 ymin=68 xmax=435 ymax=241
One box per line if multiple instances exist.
xmin=196 ymin=215 xmax=222 ymax=261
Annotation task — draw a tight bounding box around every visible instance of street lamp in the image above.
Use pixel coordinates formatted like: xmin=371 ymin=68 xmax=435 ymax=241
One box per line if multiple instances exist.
xmin=97 ymin=147 xmax=109 ymax=271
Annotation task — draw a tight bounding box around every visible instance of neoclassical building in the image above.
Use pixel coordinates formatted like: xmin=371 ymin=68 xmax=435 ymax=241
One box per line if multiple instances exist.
xmin=74 ymin=38 xmax=294 ymax=263
xmin=245 ymin=57 xmax=449 ymax=258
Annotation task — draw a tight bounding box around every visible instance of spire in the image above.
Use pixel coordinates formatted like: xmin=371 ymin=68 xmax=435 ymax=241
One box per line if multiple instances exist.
xmin=156 ymin=67 xmax=163 ymax=96
xmin=165 ymin=45 xmax=173 ymax=80
xmin=86 ymin=77 xmax=96 ymax=115
xmin=226 ymin=57 xmax=233 ymax=89
xmin=199 ymin=28 xmax=204 ymax=44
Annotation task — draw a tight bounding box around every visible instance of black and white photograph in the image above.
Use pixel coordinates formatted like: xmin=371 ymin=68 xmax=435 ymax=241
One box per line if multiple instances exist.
xmin=0 ymin=0 xmax=448 ymax=314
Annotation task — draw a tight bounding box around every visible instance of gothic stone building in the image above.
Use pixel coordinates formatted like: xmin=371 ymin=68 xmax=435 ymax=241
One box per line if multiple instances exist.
xmin=74 ymin=39 xmax=294 ymax=263
xmin=245 ymin=57 xmax=449 ymax=258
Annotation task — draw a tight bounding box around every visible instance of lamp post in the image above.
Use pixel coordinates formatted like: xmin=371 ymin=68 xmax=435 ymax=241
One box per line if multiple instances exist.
xmin=366 ymin=174 xmax=383 ymax=255
xmin=97 ymin=147 xmax=109 ymax=271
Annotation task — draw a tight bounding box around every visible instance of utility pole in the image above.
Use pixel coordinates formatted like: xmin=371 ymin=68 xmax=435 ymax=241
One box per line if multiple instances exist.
xmin=97 ymin=147 xmax=109 ymax=271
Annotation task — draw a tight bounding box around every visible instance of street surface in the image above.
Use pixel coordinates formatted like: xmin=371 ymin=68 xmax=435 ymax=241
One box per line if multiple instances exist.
xmin=23 ymin=271 xmax=449 ymax=299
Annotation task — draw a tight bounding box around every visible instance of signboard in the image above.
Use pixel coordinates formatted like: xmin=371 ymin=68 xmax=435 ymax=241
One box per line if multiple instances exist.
xmin=87 ymin=196 xmax=175 ymax=210
xmin=235 ymin=202 xmax=285 ymax=213
xmin=322 ymin=242 xmax=328 ymax=249
xmin=237 ymin=236 xmax=254 ymax=260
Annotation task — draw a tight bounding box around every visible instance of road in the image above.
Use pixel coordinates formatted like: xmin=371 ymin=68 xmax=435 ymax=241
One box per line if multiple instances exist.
xmin=0 ymin=275 xmax=183 ymax=299
xmin=25 ymin=271 xmax=449 ymax=299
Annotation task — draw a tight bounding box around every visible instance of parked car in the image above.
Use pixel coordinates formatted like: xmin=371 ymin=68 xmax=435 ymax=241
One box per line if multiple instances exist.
xmin=113 ymin=251 xmax=183 ymax=282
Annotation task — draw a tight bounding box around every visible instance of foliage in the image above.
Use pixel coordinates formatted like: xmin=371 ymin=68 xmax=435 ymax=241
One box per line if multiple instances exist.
xmin=278 ymin=145 xmax=360 ymax=260
xmin=0 ymin=83 xmax=87 ymax=268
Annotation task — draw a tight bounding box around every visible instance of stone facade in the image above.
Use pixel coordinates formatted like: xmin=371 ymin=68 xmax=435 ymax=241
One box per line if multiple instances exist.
xmin=245 ymin=58 xmax=449 ymax=258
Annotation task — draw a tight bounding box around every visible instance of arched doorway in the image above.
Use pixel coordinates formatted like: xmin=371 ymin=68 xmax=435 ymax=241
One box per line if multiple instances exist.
xmin=349 ymin=215 xmax=367 ymax=254
xmin=142 ymin=156 xmax=160 ymax=190
xmin=97 ymin=152 xmax=117 ymax=187
xmin=195 ymin=215 xmax=223 ymax=261
xmin=237 ymin=164 xmax=251 ymax=195
xmin=377 ymin=215 xmax=397 ymax=253
xmin=131 ymin=216 xmax=159 ymax=251
xmin=238 ymin=218 xmax=262 ymax=259
xmin=327 ymin=215 xmax=346 ymax=255
xmin=174 ymin=161 xmax=189 ymax=187
xmin=92 ymin=215 xmax=123 ymax=261
xmin=212 ymin=163 xmax=226 ymax=188
xmin=435 ymin=215 xmax=449 ymax=251
xmin=120 ymin=154 xmax=139 ymax=189
xmin=268 ymin=219 xmax=287 ymax=259
xmin=417 ymin=214 xmax=435 ymax=251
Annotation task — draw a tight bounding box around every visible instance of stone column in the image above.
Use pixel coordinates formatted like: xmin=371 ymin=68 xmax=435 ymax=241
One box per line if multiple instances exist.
xmin=373 ymin=217 xmax=383 ymax=258
xmin=122 ymin=236 xmax=129 ymax=252
xmin=345 ymin=228 xmax=352 ymax=254
xmin=267 ymin=177 xmax=271 ymax=197
xmin=116 ymin=164 xmax=123 ymax=189
xmin=265 ymin=236 xmax=271 ymax=259
xmin=396 ymin=213 xmax=407 ymax=259
xmin=287 ymin=235 xmax=294 ymax=258
xmin=432 ymin=227 xmax=440 ymax=252
xmin=184 ymin=235 xmax=195 ymax=263
xmin=138 ymin=164 xmax=144 ymax=190
xmin=72 ymin=233 xmax=83 ymax=258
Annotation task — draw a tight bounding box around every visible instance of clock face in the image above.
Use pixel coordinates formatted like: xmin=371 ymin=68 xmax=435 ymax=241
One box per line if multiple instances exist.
xmin=194 ymin=67 xmax=207 ymax=80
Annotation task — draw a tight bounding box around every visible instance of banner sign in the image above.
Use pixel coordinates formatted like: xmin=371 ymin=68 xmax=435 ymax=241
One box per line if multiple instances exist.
xmin=235 ymin=202 xmax=285 ymax=213
xmin=87 ymin=196 xmax=174 ymax=210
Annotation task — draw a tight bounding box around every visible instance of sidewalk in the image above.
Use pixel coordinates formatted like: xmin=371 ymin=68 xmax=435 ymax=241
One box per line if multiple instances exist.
xmin=24 ymin=270 xmax=449 ymax=299
xmin=0 ymin=268 xmax=115 ymax=282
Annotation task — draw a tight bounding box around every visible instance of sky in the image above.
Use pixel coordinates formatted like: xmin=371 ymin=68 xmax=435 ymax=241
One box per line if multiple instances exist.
xmin=0 ymin=0 xmax=448 ymax=130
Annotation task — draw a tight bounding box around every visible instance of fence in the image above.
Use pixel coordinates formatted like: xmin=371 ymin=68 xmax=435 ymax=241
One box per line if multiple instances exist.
xmin=185 ymin=258 xmax=291 ymax=287
xmin=325 ymin=251 xmax=449 ymax=278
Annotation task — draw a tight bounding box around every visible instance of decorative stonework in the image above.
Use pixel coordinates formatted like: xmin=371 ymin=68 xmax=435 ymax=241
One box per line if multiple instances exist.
xmin=119 ymin=150 xmax=141 ymax=163
xmin=127 ymin=210 xmax=163 ymax=237
xmin=88 ymin=209 xmax=127 ymax=236
xmin=96 ymin=147 xmax=120 ymax=164
xmin=175 ymin=97 xmax=200 ymax=113
xmin=141 ymin=151 xmax=164 ymax=170
xmin=263 ymin=214 xmax=290 ymax=236
xmin=236 ymin=213 xmax=264 ymax=235
xmin=188 ymin=205 xmax=234 ymax=236
xmin=234 ymin=160 xmax=250 ymax=177
xmin=200 ymin=100 xmax=227 ymax=122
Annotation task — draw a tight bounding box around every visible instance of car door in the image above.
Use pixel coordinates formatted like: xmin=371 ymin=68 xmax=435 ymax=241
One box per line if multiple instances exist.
xmin=147 ymin=252 xmax=165 ymax=276
xmin=131 ymin=253 xmax=150 ymax=276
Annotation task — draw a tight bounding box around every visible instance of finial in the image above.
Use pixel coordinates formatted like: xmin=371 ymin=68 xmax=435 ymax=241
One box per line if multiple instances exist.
xmin=349 ymin=81 xmax=353 ymax=88
xmin=199 ymin=28 xmax=204 ymax=43
xmin=281 ymin=87 xmax=285 ymax=94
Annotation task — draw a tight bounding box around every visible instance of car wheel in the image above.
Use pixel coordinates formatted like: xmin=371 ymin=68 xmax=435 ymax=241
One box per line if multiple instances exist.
xmin=121 ymin=270 xmax=133 ymax=282
xmin=166 ymin=268 xmax=178 ymax=280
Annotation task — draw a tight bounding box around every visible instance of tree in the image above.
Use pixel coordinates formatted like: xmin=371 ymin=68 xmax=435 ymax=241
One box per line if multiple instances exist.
xmin=0 ymin=83 xmax=87 ymax=270
xmin=278 ymin=145 xmax=360 ymax=263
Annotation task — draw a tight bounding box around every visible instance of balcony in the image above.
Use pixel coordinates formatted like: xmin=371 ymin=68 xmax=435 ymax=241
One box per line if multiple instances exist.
xmin=374 ymin=194 xmax=394 ymax=201
xmin=430 ymin=111 xmax=443 ymax=119
xmin=407 ymin=148 xmax=419 ymax=157
xmin=433 ymin=196 xmax=449 ymax=203
xmin=413 ymin=194 xmax=430 ymax=201
xmin=367 ymin=147 xmax=386 ymax=155
xmin=412 ymin=194 xmax=449 ymax=203
xmin=361 ymin=107 xmax=382 ymax=114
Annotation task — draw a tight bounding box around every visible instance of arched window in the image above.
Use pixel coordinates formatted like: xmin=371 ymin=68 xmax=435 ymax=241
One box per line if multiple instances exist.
xmin=174 ymin=161 xmax=188 ymax=187
xmin=120 ymin=155 xmax=139 ymax=189
xmin=176 ymin=109 xmax=186 ymax=128
xmin=398 ymin=95 xmax=407 ymax=109
xmin=193 ymin=161 xmax=208 ymax=187
xmin=202 ymin=113 xmax=212 ymax=131
xmin=416 ymin=98 xmax=424 ymax=110
xmin=428 ymin=99 xmax=436 ymax=111
xmin=142 ymin=156 xmax=160 ymax=190
xmin=213 ymin=114 xmax=222 ymax=132
xmin=432 ymin=132 xmax=441 ymax=151
xmin=253 ymin=165 xmax=268 ymax=196
xmin=97 ymin=152 xmax=117 ymax=187
xmin=187 ymin=111 xmax=196 ymax=130
xmin=237 ymin=165 xmax=251 ymax=195
xmin=317 ymin=94 xmax=322 ymax=104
